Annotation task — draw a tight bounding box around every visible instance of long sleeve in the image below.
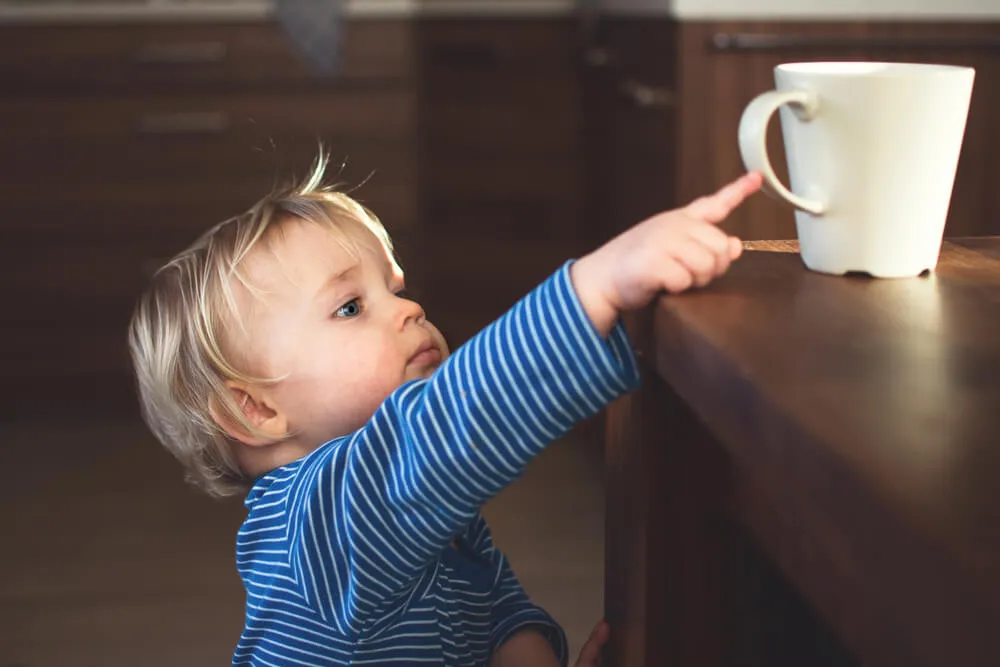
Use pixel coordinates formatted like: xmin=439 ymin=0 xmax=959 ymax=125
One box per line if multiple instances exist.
xmin=461 ymin=518 xmax=568 ymax=665
xmin=288 ymin=261 xmax=640 ymax=637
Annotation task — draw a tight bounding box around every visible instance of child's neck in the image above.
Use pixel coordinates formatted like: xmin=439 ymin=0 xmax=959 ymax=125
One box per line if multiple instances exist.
xmin=236 ymin=435 xmax=321 ymax=479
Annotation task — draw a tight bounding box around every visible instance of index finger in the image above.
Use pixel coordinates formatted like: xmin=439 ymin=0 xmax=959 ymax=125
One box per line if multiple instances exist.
xmin=685 ymin=171 xmax=763 ymax=224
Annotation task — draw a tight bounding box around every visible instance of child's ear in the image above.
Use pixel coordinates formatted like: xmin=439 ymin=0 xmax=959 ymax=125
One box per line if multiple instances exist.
xmin=209 ymin=382 xmax=288 ymax=447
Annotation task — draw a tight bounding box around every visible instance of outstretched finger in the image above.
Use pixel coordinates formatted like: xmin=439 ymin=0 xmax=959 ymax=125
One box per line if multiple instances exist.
xmin=685 ymin=172 xmax=763 ymax=224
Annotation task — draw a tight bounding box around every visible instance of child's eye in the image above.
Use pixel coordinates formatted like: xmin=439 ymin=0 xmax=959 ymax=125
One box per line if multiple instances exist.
xmin=395 ymin=288 xmax=412 ymax=300
xmin=334 ymin=298 xmax=363 ymax=318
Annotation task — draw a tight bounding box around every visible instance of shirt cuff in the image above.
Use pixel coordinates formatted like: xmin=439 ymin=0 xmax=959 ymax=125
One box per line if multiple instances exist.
xmin=553 ymin=259 xmax=641 ymax=397
xmin=492 ymin=607 xmax=569 ymax=667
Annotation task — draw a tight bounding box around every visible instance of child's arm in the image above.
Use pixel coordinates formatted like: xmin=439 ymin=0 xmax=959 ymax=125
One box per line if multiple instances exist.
xmin=489 ymin=629 xmax=561 ymax=667
xmin=288 ymin=172 xmax=762 ymax=636
xmin=462 ymin=515 xmax=568 ymax=662
xmin=290 ymin=264 xmax=639 ymax=637
xmin=490 ymin=621 xmax=610 ymax=667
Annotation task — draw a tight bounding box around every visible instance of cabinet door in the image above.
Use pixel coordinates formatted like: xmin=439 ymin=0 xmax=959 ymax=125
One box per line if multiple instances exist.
xmin=0 ymin=21 xmax=414 ymax=89
xmin=583 ymin=19 xmax=679 ymax=239
xmin=676 ymin=21 xmax=1000 ymax=240
xmin=1 ymin=91 xmax=416 ymax=239
xmin=0 ymin=35 xmax=418 ymax=418
xmin=416 ymin=18 xmax=584 ymax=345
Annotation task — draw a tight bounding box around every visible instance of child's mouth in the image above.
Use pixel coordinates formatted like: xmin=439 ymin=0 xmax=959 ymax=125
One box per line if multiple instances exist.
xmin=409 ymin=345 xmax=442 ymax=368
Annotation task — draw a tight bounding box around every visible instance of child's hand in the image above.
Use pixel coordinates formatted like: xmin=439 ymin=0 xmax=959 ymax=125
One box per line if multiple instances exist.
xmin=574 ymin=619 xmax=611 ymax=667
xmin=571 ymin=172 xmax=763 ymax=336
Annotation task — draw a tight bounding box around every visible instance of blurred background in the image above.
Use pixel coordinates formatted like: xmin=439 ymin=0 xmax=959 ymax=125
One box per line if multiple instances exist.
xmin=1 ymin=0 xmax=998 ymax=664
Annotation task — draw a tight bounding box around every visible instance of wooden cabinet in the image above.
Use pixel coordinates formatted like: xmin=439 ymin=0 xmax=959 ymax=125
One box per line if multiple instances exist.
xmin=25 ymin=16 xmax=998 ymax=418
xmin=0 ymin=21 xmax=418 ymax=417
xmin=0 ymin=17 xmax=586 ymax=418
xmin=590 ymin=19 xmax=1000 ymax=241
xmin=415 ymin=18 xmax=586 ymax=346
xmin=583 ymin=20 xmax=679 ymax=237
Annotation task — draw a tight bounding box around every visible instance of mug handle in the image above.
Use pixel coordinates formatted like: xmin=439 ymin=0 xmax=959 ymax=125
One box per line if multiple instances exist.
xmin=738 ymin=90 xmax=826 ymax=216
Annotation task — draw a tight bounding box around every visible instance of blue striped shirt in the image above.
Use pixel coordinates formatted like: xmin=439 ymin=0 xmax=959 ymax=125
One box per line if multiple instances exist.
xmin=232 ymin=262 xmax=641 ymax=666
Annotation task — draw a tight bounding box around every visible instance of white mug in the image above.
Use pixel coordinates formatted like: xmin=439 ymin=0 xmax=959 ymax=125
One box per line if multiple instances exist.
xmin=738 ymin=62 xmax=975 ymax=278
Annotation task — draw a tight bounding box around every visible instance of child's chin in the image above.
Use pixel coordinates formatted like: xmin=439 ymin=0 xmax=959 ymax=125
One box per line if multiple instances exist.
xmin=403 ymin=366 xmax=434 ymax=383
xmin=415 ymin=364 xmax=440 ymax=380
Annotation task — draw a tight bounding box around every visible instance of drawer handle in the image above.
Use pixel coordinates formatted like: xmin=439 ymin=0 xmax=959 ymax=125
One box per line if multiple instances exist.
xmin=132 ymin=41 xmax=228 ymax=65
xmin=584 ymin=49 xmax=677 ymax=110
xmin=135 ymin=112 xmax=230 ymax=135
xmin=621 ymin=79 xmax=677 ymax=110
xmin=710 ymin=32 xmax=1000 ymax=52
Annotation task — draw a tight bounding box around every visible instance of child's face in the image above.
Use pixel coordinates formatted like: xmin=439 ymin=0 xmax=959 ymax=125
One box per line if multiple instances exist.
xmin=234 ymin=218 xmax=449 ymax=447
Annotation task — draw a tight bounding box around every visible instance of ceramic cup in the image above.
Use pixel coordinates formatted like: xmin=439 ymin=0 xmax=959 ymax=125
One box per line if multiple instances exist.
xmin=738 ymin=62 xmax=975 ymax=278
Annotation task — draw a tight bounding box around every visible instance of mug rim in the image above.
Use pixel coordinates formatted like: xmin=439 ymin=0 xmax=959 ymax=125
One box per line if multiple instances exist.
xmin=775 ymin=61 xmax=975 ymax=77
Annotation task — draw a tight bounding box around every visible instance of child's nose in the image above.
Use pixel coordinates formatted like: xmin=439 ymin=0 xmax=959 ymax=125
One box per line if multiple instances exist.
xmin=395 ymin=293 xmax=426 ymax=326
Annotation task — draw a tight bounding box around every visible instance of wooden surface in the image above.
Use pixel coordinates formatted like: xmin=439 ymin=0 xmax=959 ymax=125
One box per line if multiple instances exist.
xmin=415 ymin=18 xmax=585 ymax=346
xmin=0 ymin=18 xmax=584 ymax=417
xmin=605 ymin=238 xmax=1000 ymax=667
xmin=583 ymin=18 xmax=678 ymax=238
xmin=0 ymin=21 xmax=415 ymax=89
xmin=0 ymin=20 xmax=419 ymax=418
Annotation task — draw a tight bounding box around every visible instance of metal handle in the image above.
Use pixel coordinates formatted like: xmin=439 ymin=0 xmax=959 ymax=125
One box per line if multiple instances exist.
xmin=132 ymin=41 xmax=228 ymax=65
xmin=711 ymin=32 xmax=1000 ymax=52
xmin=135 ymin=112 xmax=230 ymax=135
xmin=586 ymin=48 xmax=677 ymax=109
xmin=621 ymin=79 xmax=677 ymax=109
xmin=585 ymin=46 xmax=617 ymax=68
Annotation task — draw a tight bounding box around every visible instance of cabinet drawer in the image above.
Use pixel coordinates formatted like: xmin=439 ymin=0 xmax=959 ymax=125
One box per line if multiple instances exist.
xmin=422 ymin=155 xmax=582 ymax=241
xmin=423 ymin=99 xmax=579 ymax=156
xmin=0 ymin=176 xmax=416 ymax=240
xmin=0 ymin=92 xmax=417 ymax=235
xmin=423 ymin=238 xmax=571 ymax=301
xmin=0 ymin=242 xmax=153 ymax=384
xmin=0 ymin=21 xmax=414 ymax=90
xmin=0 ymin=90 xmax=413 ymax=147
xmin=419 ymin=19 xmax=579 ymax=155
xmin=3 ymin=326 xmax=132 ymax=378
xmin=1 ymin=147 xmax=415 ymax=208
xmin=419 ymin=19 xmax=575 ymax=77
xmin=419 ymin=236 xmax=572 ymax=345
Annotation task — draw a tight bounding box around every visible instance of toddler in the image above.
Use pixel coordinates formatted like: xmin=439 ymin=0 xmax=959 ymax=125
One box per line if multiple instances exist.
xmin=128 ymin=155 xmax=761 ymax=666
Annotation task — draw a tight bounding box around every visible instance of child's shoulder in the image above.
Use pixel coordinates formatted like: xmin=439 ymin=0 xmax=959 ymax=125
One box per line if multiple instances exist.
xmin=244 ymin=437 xmax=347 ymax=506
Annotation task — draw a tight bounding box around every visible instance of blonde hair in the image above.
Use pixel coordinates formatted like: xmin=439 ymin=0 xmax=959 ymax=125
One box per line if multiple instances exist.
xmin=128 ymin=154 xmax=395 ymax=497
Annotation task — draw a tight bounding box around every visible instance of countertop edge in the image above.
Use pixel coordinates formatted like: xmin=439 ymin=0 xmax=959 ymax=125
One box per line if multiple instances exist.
xmin=4 ymin=2 xmax=1000 ymax=24
xmin=0 ymin=0 xmax=579 ymax=24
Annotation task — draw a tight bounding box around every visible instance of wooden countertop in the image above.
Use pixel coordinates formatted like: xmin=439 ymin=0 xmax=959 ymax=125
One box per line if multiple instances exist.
xmin=0 ymin=0 xmax=577 ymax=24
xmin=636 ymin=237 xmax=1000 ymax=666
